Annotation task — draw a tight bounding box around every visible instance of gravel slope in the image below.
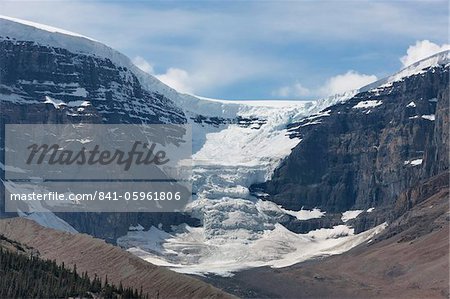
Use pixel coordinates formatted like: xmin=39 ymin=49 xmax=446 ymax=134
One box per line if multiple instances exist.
xmin=0 ymin=217 xmax=234 ymax=299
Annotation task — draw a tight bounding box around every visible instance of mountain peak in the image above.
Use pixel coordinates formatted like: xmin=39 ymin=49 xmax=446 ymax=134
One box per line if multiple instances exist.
xmin=361 ymin=50 xmax=449 ymax=92
xmin=0 ymin=15 xmax=95 ymax=41
xmin=0 ymin=14 xmax=177 ymax=103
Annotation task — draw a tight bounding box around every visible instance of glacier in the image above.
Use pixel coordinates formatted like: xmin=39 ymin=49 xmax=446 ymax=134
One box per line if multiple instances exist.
xmin=116 ymin=94 xmax=387 ymax=276
xmin=5 ymin=15 xmax=448 ymax=276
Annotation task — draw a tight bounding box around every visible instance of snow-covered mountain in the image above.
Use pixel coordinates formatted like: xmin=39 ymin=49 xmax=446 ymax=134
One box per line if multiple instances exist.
xmin=116 ymin=53 xmax=449 ymax=275
xmin=1 ymin=16 xmax=448 ymax=277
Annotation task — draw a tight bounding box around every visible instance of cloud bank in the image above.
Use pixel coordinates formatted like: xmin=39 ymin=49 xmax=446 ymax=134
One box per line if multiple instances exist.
xmin=0 ymin=1 xmax=447 ymax=99
xmin=273 ymin=71 xmax=377 ymax=99
xmin=274 ymin=39 xmax=449 ymax=99
xmin=132 ymin=56 xmax=193 ymax=93
xmin=132 ymin=56 xmax=154 ymax=74
xmin=156 ymin=68 xmax=193 ymax=94
xmin=400 ymin=40 xmax=450 ymax=67
xmin=318 ymin=71 xmax=377 ymax=96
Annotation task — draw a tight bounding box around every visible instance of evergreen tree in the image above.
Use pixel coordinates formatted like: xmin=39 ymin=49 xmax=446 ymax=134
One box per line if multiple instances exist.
xmin=0 ymin=238 xmax=148 ymax=299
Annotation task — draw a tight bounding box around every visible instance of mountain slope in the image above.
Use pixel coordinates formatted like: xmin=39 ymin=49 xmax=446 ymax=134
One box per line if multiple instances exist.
xmin=260 ymin=51 xmax=449 ymax=232
xmin=0 ymin=15 xmax=196 ymax=238
xmin=0 ymin=16 xmax=185 ymax=125
xmin=203 ymin=173 xmax=449 ymax=298
xmin=0 ymin=217 xmax=234 ymax=299
xmin=0 ymin=236 xmax=146 ymax=299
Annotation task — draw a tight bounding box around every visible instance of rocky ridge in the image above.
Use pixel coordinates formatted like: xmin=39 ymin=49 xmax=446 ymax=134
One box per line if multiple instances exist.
xmin=257 ymin=52 xmax=449 ymax=232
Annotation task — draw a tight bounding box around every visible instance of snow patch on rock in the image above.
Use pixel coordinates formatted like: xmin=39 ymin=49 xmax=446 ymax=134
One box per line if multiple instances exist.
xmin=44 ymin=96 xmax=66 ymax=109
xmin=406 ymin=101 xmax=416 ymax=108
xmin=279 ymin=207 xmax=325 ymax=220
xmin=421 ymin=114 xmax=435 ymax=121
xmin=341 ymin=210 xmax=364 ymax=222
xmin=352 ymin=100 xmax=382 ymax=109
xmin=404 ymin=159 xmax=423 ymax=166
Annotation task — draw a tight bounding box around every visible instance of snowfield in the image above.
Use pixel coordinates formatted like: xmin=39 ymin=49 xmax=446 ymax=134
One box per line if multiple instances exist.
xmin=118 ymin=222 xmax=387 ymax=276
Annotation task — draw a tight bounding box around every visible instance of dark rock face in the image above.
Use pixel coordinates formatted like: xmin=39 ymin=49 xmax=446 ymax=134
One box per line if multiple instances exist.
xmin=56 ymin=212 xmax=200 ymax=244
xmin=0 ymin=39 xmax=185 ymax=125
xmin=279 ymin=213 xmax=343 ymax=234
xmin=0 ymin=38 xmax=195 ymax=239
xmin=191 ymin=114 xmax=266 ymax=129
xmin=260 ymin=64 xmax=449 ymax=218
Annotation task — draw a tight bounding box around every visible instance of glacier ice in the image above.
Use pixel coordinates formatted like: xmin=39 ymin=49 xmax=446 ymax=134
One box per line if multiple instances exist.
xmin=117 ymin=96 xmax=387 ymax=276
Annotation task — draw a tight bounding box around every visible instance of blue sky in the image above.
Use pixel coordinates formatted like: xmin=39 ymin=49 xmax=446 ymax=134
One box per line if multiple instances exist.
xmin=0 ymin=0 xmax=448 ymax=100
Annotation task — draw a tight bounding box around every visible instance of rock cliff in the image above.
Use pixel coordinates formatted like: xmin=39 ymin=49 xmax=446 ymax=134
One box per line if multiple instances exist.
xmin=258 ymin=52 xmax=449 ymax=231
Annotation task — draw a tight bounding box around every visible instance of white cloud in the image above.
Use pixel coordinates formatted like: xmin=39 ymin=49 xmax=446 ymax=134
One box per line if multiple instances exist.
xmin=131 ymin=50 xmax=275 ymax=95
xmin=274 ymin=71 xmax=377 ymax=99
xmin=151 ymin=51 xmax=277 ymax=95
xmin=400 ymin=40 xmax=450 ymax=67
xmin=318 ymin=71 xmax=377 ymax=96
xmin=270 ymin=39 xmax=450 ymax=100
xmin=272 ymin=83 xmax=310 ymax=98
xmin=132 ymin=56 xmax=154 ymax=74
xmin=155 ymin=68 xmax=194 ymax=94
xmin=0 ymin=1 xmax=446 ymax=98
xmin=132 ymin=56 xmax=195 ymax=94
xmin=0 ymin=1 xmax=446 ymax=47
